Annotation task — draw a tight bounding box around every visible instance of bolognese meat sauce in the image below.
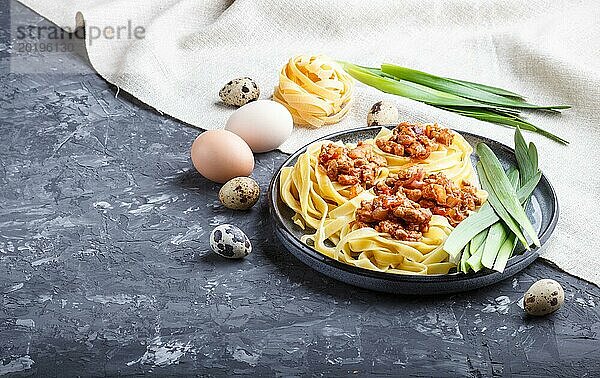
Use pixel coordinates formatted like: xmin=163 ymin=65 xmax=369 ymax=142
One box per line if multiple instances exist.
xmin=318 ymin=142 xmax=387 ymax=197
xmin=353 ymin=194 xmax=432 ymax=242
xmin=376 ymin=122 xmax=454 ymax=160
xmin=375 ymin=168 xmax=482 ymax=226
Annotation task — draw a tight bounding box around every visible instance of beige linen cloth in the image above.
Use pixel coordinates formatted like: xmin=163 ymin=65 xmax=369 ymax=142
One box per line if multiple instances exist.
xmin=18 ymin=0 xmax=600 ymax=286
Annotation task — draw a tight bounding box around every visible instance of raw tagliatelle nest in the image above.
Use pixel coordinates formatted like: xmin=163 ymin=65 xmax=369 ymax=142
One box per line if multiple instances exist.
xmin=273 ymin=55 xmax=354 ymax=128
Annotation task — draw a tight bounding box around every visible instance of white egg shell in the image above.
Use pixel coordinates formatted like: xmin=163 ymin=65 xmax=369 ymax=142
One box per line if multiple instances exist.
xmin=523 ymin=279 xmax=565 ymax=316
xmin=219 ymin=77 xmax=260 ymax=107
xmin=225 ymin=100 xmax=293 ymax=153
xmin=219 ymin=177 xmax=260 ymax=210
xmin=367 ymin=100 xmax=399 ymax=126
xmin=210 ymin=224 xmax=252 ymax=259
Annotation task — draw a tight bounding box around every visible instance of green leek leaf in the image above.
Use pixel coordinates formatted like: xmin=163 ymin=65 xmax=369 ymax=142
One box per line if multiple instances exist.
xmin=476 ymin=161 xmax=530 ymax=249
xmin=460 ymin=243 xmax=471 ymax=273
xmin=381 ymin=63 xmax=570 ymax=110
xmin=515 ymin=127 xmax=540 ymax=183
xmin=480 ymin=170 xmax=519 ymax=269
xmin=343 ymin=63 xmax=490 ymax=108
xmin=438 ymin=107 xmax=568 ymax=145
xmin=446 ymin=78 xmax=525 ymax=100
xmin=493 ymin=233 xmax=518 ymax=273
xmin=481 ymin=223 xmax=509 ymax=269
xmin=341 ymin=61 xmax=570 ymax=144
xmin=443 ymin=171 xmax=541 ymax=257
xmin=467 ymin=232 xmax=488 ymax=272
xmin=477 ymin=144 xmax=541 ymax=247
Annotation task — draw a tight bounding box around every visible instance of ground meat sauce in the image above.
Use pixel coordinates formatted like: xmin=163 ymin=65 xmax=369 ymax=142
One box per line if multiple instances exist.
xmin=353 ymin=194 xmax=432 ymax=241
xmin=375 ymin=168 xmax=482 ymax=226
xmin=376 ymin=122 xmax=454 ymax=160
xmin=318 ymin=142 xmax=387 ymax=197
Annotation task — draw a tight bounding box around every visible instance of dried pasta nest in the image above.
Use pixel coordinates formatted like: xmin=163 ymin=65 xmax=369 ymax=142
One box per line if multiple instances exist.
xmin=273 ymin=54 xmax=354 ymax=128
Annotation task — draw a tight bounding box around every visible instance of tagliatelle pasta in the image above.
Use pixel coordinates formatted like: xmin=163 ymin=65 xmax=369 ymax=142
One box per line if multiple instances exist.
xmin=273 ymin=55 xmax=354 ymax=128
xmin=279 ymin=125 xmax=487 ymax=275
xmin=372 ymin=127 xmax=478 ymax=185
xmin=280 ymin=140 xmax=389 ymax=230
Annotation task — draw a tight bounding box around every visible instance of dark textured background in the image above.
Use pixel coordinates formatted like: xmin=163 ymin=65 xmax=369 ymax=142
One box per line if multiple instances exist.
xmin=1 ymin=1 xmax=599 ymax=376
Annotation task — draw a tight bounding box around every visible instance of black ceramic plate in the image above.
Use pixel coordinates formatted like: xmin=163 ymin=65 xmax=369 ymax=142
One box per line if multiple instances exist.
xmin=268 ymin=126 xmax=559 ymax=295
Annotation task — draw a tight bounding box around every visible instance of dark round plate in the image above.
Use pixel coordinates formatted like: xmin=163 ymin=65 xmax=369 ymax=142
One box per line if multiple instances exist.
xmin=268 ymin=126 xmax=559 ymax=295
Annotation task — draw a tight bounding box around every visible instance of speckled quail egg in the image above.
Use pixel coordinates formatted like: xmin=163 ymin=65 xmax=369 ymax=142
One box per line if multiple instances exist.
xmin=218 ymin=177 xmax=260 ymax=210
xmin=523 ymin=279 xmax=565 ymax=316
xmin=210 ymin=224 xmax=252 ymax=259
xmin=219 ymin=77 xmax=260 ymax=107
xmin=367 ymin=100 xmax=399 ymax=126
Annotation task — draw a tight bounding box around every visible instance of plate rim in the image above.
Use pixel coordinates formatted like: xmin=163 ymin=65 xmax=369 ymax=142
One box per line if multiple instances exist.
xmin=268 ymin=125 xmax=559 ymax=284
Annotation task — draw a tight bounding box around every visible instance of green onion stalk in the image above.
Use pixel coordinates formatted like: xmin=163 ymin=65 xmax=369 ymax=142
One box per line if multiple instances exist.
xmin=339 ymin=62 xmax=569 ymax=144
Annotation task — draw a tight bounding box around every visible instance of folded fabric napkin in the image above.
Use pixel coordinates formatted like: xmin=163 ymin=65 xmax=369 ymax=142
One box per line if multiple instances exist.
xmin=17 ymin=0 xmax=600 ymax=286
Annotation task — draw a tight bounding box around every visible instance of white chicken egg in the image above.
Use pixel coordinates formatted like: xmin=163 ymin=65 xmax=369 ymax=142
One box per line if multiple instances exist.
xmin=225 ymin=100 xmax=293 ymax=153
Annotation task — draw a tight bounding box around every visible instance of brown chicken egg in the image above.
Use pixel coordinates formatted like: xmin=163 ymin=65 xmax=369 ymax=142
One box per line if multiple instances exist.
xmin=190 ymin=130 xmax=254 ymax=183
